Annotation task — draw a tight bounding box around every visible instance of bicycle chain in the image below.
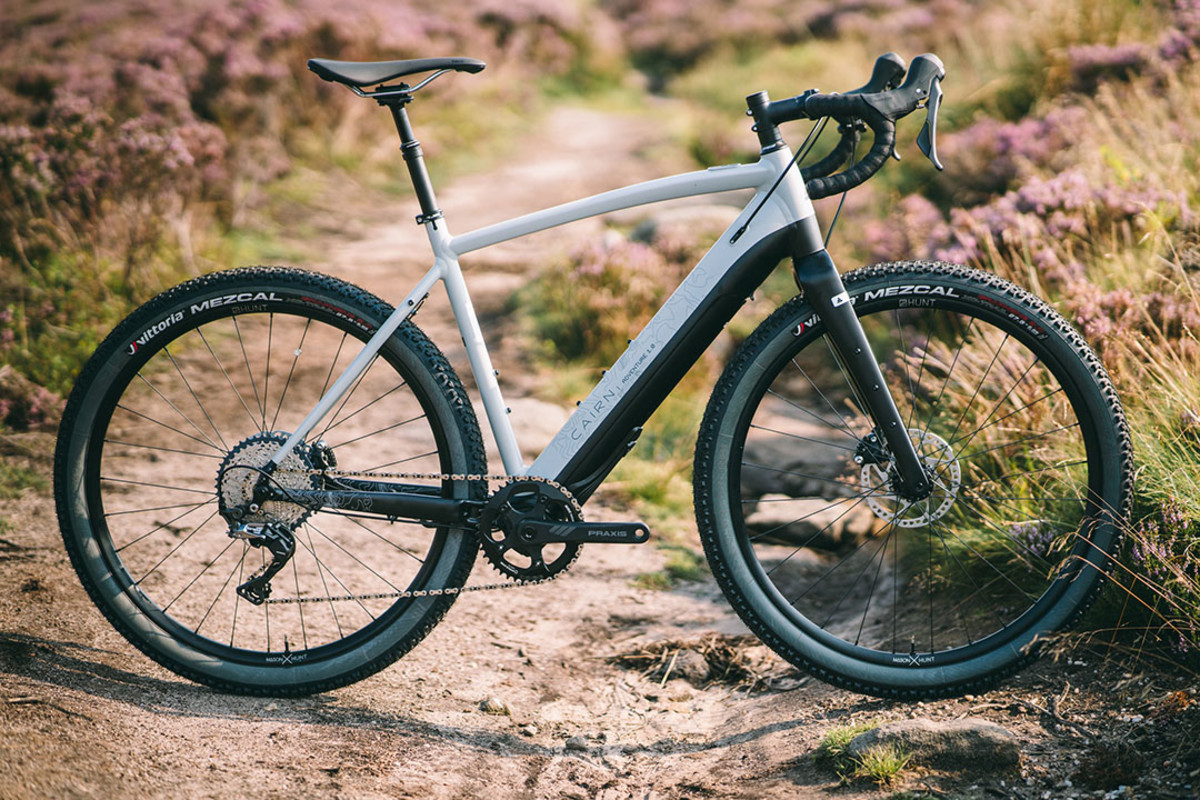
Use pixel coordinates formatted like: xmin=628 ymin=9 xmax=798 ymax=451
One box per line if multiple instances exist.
xmin=260 ymin=467 xmax=583 ymax=605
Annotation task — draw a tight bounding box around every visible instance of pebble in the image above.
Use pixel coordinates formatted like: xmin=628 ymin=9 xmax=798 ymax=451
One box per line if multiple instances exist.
xmin=479 ymin=697 xmax=510 ymax=715
xmin=565 ymin=736 xmax=588 ymax=752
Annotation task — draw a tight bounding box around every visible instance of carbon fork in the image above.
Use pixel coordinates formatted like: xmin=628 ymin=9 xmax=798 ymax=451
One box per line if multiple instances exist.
xmin=791 ymin=248 xmax=931 ymax=500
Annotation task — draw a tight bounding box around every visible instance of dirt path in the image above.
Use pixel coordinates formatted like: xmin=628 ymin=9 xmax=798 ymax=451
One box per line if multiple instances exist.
xmin=1 ymin=104 xmax=1196 ymax=800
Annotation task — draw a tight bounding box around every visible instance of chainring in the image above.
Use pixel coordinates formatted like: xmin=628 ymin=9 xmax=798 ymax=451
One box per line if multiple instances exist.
xmin=478 ymin=478 xmax=582 ymax=580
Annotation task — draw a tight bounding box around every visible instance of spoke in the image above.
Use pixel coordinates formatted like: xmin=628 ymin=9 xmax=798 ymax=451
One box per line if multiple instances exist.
xmin=748 ymin=423 xmax=858 ymax=452
xmin=331 ymin=414 xmax=428 ymax=449
xmin=294 ymin=521 xmax=384 ymax=620
xmin=365 ymin=450 xmax=440 ymax=472
xmin=344 ymin=515 xmax=429 ymax=566
xmin=956 ymin=423 xmax=1081 ymax=465
xmin=318 ymin=332 xmax=350 ymax=399
xmin=107 ymin=499 xmax=219 ymax=517
xmin=919 ymin=316 xmax=977 ymax=441
xmin=134 ymin=370 xmax=223 ymax=452
xmin=943 ymin=333 xmax=1011 ymax=447
xmin=317 ymin=355 xmax=380 ymax=443
xmin=820 ymin=334 xmax=870 ymax=427
xmin=777 ymin=501 xmax=912 ymax=606
xmin=162 ymin=535 xmax=240 ymax=614
xmin=301 ymin=526 xmax=344 ymax=638
xmin=305 ymin=521 xmax=405 ymax=595
xmin=232 ymin=315 xmax=266 ymax=429
xmin=749 ymin=488 xmax=881 ymax=544
xmin=740 ymin=460 xmax=862 ymax=494
xmin=930 ymin=519 xmax=1042 ymax=602
xmin=102 ymin=476 xmax=215 ymax=497
xmin=928 ymin=516 xmax=1013 ymax=644
xmin=115 ymin=499 xmax=217 ymax=552
xmin=782 ymin=347 xmax=859 ymax=441
xmin=114 ymin=403 xmax=224 ymax=453
xmin=290 ymin=553 xmax=308 ymax=651
xmin=198 ymin=327 xmax=261 ymax=431
xmin=164 ymin=345 xmax=230 ymax=450
xmin=135 ymin=513 xmax=222 ymax=587
xmin=892 ymin=307 xmax=920 ymax=430
xmin=104 ymin=438 xmax=223 ymax=460
xmin=948 ymin=377 xmax=1058 ymax=454
xmin=194 ymin=549 xmax=247 ymax=637
xmin=959 ymin=459 xmax=1087 ymax=493
xmin=850 ymin=522 xmax=900 ymax=645
xmin=263 ymin=313 xmax=274 ymax=430
xmin=322 ymin=382 xmax=410 ymax=434
xmin=904 ymin=321 xmax=935 ymax=432
xmin=270 ymin=318 xmax=312 ymax=431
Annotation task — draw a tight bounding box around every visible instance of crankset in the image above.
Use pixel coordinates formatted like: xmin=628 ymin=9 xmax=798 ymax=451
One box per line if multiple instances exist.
xmin=477 ymin=479 xmax=653 ymax=581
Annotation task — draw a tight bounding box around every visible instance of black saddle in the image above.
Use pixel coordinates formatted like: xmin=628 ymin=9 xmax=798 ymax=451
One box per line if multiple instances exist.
xmin=308 ymin=57 xmax=485 ymax=88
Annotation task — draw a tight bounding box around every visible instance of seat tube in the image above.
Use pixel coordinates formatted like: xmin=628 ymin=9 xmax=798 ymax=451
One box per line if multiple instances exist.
xmin=792 ymin=246 xmax=931 ymax=500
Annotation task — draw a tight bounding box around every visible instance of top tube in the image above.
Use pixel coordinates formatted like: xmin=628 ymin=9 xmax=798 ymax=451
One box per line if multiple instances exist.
xmin=449 ymin=161 xmax=776 ymax=256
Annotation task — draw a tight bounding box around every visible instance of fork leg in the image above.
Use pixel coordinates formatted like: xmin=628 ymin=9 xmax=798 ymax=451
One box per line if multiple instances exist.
xmin=792 ymin=248 xmax=931 ymax=500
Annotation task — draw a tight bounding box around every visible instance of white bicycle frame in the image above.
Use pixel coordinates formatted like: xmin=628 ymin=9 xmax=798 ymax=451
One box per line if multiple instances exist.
xmin=270 ymin=147 xmax=816 ymax=486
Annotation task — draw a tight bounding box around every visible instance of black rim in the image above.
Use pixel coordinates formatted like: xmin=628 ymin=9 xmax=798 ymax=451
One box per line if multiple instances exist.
xmin=80 ymin=286 xmax=464 ymax=668
xmin=728 ymin=285 xmax=1109 ymax=668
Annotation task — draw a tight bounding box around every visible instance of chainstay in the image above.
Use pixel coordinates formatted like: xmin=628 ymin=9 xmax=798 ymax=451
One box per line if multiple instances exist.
xmin=262 ymin=469 xmax=582 ymax=605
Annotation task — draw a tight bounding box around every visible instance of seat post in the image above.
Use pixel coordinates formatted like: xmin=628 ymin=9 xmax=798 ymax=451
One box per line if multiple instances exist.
xmin=384 ymin=99 xmax=443 ymax=227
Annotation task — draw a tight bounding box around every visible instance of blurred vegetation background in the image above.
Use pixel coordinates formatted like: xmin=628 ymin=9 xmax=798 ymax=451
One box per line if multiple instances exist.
xmin=1 ymin=0 xmax=1197 ymax=662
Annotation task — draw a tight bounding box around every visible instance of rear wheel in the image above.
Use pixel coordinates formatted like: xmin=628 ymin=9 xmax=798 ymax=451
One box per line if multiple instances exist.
xmin=695 ymin=262 xmax=1131 ymax=698
xmin=55 ymin=267 xmax=486 ymax=695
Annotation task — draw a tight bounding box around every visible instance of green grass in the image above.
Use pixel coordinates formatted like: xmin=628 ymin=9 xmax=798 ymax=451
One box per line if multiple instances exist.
xmin=815 ymin=722 xmax=912 ymax=788
xmin=815 ymin=722 xmax=878 ymax=778
xmin=853 ymin=743 xmax=911 ymax=788
xmin=0 ymin=462 xmax=48 ymax=499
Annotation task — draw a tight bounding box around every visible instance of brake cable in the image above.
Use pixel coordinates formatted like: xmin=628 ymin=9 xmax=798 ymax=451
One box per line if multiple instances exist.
xmin=730 ymin=115 xmax=829 ymax=244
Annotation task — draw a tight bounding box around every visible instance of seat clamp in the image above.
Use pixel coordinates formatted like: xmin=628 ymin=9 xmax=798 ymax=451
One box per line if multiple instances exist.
xmin=416 ymin=210 xmax=444 ymax=228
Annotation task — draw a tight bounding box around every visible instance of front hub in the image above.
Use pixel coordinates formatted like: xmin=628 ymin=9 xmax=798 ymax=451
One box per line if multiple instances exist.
xmin=861 ymin=428 xmax=961 ymax=529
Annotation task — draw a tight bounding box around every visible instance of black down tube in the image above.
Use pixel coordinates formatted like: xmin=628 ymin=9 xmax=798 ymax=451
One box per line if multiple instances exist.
xmin=792 ymin=249 xmax=931 ymax=500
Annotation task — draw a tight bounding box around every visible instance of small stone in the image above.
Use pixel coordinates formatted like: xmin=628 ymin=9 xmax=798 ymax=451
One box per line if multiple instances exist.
xmin=519 ymin=723 xmax=539 ymax=737
xmin=846 ymin=717 xmax=1020 ymax=775
xmin=479 ymin=697 xmax=510 ymax=715
xmin=565 ymin=736 xmax=588 ymax=752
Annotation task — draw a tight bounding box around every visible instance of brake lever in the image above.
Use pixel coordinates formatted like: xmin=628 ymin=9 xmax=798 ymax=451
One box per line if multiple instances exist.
xmin=916 ymin=75 xmax=944 ymax=171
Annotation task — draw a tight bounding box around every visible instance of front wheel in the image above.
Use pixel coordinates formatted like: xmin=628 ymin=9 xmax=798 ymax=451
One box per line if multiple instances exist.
xmin=55 ymin=268 xmax=487 ymax=695
xmin=695 ymin=261 xmax=1131 ymax=699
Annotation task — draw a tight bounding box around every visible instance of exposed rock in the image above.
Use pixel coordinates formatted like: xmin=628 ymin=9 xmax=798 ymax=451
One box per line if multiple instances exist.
xmin=741 ymin=429 xmax=854 ymax=500
xmin=479 ymin=697 xmax=510 ymax=715
xmin=846 ymin=718 xmax=1020 ymax=774
xmin=564 ymin=736 xmax=589 ymax=752
xmin=744 ymin=494 xmax=880 ymax=550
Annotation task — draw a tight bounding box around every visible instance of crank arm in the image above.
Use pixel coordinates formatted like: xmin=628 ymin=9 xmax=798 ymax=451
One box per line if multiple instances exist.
xmin=518 ymin=519 xmax=651 ymax=545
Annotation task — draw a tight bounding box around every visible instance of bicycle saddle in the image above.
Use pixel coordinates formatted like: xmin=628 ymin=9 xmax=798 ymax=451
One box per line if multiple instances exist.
xmin=308 ymin=57 xmax=485 ymax=88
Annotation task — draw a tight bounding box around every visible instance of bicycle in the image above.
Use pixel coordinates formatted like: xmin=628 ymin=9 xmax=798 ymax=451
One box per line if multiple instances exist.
xmin=54 ymin=51 xmax=1131 ymax=699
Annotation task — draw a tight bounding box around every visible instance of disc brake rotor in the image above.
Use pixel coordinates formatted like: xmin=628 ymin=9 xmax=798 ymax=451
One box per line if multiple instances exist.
xmin=863 ymin=428 xmax=961 ymax=528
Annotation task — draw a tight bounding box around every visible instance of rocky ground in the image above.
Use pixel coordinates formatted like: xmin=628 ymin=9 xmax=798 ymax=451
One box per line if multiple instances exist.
xmin=1 ymin=104 xmax=1198 ymax=799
